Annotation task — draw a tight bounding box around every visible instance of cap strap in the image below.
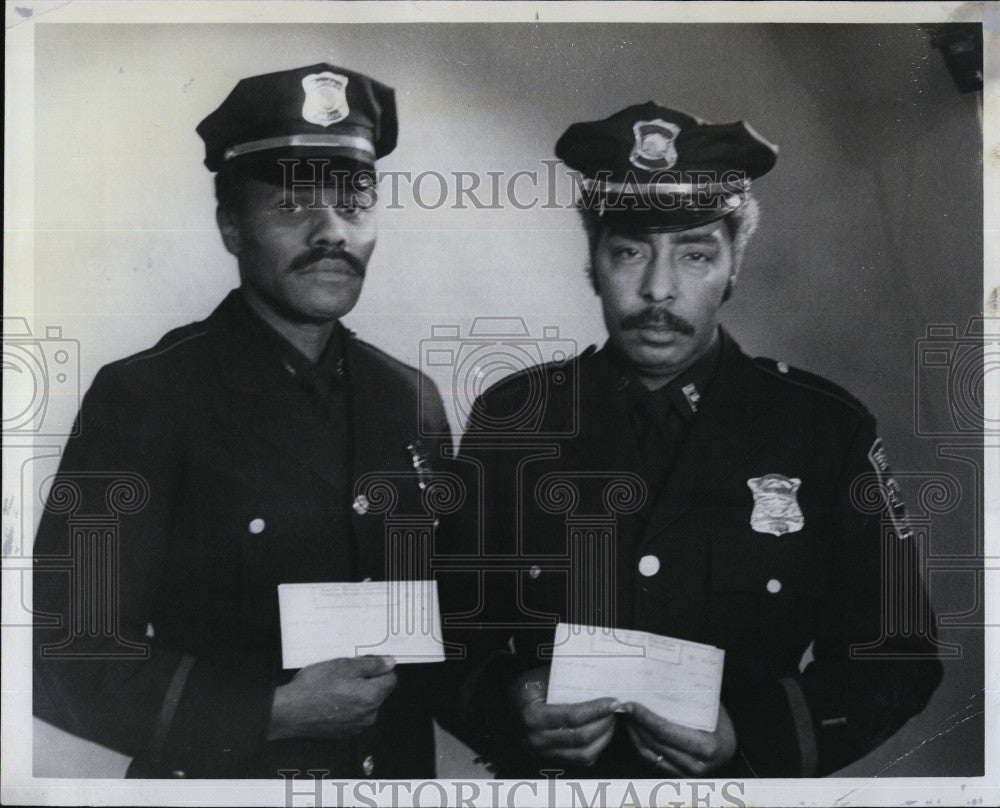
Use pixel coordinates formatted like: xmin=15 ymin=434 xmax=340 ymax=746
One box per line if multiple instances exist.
xmin=584 ymin=178 xmax=746 ymax=196
xmin=224 ymin=133 xmax=376 ymax=162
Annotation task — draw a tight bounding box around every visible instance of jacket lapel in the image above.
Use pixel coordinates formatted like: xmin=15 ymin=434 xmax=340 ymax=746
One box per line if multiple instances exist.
xmin=640 ymin=335 xmax=769 ymax=541
xmin=212 ymin=291 xmax=351 ymax=492
xmin=345 ymin=338 xmax=423 ymax=577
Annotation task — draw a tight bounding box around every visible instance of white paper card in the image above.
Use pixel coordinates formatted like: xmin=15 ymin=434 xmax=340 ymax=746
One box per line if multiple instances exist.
xmin=546 ymin=622 xmax=725 ymax=732
xmin=277 ymin=580 xmax=445 ymax=669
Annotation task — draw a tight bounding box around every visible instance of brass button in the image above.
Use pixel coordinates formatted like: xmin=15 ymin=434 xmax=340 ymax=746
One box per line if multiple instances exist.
xmin=170 ymin=769 xmax=186 ymax=778
xmin=766 ymin=578 xmax=783 ymax=594
xmin=528 ymin=566 xmax=541 ymax=580
xmin=777 ymin=361 xmax=789 ymax=374
xmin=361 ymin=754 xmax=375 ymax=776
xmin=248 ymin=518 xmax=265 ymax=534
xmin=352 ymin=495 xmax=370 ymax=515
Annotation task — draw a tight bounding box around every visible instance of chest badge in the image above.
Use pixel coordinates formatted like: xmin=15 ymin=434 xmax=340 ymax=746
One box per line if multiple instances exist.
xmin=747 ymin=474 xmax=804 ymax=536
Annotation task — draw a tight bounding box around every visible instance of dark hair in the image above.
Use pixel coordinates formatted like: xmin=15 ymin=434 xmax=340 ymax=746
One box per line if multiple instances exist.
xmin=577 ymin=192 xmax=761 ymax=293
xmin=214 ymin=166 xmax=251 ymax=213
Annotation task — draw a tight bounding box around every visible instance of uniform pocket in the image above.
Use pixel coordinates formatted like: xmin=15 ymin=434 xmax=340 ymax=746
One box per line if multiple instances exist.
xmin=709 ymin=532 xmax=828 ymax=657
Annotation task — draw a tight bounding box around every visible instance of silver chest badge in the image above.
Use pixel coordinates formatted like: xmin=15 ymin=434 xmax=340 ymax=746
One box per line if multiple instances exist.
xmin=747 ymin=474 xmax=804 ymax=536
xmin=301 ymin=72 xmax=349 ymax=126
xmin=629 ymin=119 xmax=681 ymax=171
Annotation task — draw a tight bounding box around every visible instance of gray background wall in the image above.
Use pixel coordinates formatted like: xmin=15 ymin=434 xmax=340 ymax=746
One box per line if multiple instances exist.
xmin=27 ymin=22 xmax=984 ymax=778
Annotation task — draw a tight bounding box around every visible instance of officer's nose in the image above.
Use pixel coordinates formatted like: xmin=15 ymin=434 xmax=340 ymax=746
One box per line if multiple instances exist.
xmin=308 ymin=206 xmax=348 ymax=249
xmin=640 ymin=249 xmax=679 ymax=303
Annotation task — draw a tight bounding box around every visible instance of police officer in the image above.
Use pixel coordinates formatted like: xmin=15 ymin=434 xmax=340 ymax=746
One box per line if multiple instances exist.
xmin=441 ymin=102 xmax=943 ymax=778
xmin=33 ymin=64 xmax=449 ymax=779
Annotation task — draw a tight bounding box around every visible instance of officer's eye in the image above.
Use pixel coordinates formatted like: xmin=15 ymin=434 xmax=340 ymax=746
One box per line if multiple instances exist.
xmin=337 ymin=203 xmax=365 ymax=221
xmin=610 ymin=245 xmax=644 ymax=261
xmin=682 ymin=249 xmax=717 ymax=264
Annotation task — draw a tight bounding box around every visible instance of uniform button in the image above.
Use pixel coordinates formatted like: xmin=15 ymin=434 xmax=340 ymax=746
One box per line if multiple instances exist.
xmin=638 ymin=555 xmax=661 ymax=577
xmin=171 ymin=770 xmax=186 ymax=778
xmin=433 ymin=518 xmax=440 ymax=528
xmin=766 ymin=578 xmax=783 ymax=594
xmin=361 ymin=576 xmax=372 ymax=583
xmin=361 ymin=754 xmax=375 ymax=776
xmin=248 ymin=518 xmax=265 ymax=534
xmin=352 ymin=494 xmax=370 ymax=515
xmin=528 ymin=565 xmax=542 ymax=580
xmin=777 ymin=361 xmax=789 ymax=374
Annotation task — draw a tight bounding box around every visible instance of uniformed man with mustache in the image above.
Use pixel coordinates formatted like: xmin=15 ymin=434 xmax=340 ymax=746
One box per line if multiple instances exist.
xmin=33 ymin=64 xmax=449 ymax=779
xmin=440 ymin=102 xmax=943 ymax=778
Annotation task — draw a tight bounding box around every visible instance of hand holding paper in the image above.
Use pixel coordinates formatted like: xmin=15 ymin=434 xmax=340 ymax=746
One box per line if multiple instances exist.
xmin=509 ymin=665 xmax=620 ymax=768
xmin=624 ymin=701 xmax=737 ymax=776
xmin=546 ymin=623 xmax=725 ymax=732
xmin=277 ymin=580 xmax=445 ymax=669
xmin=267 ymin=655 xmax=398 ymax=741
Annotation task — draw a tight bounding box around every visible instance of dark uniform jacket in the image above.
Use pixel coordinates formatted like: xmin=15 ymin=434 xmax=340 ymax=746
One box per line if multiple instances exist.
xmin=439 ymin=330 xmax=942 ymax=778
xmin=33 ymin=290 xmax=450 ymax=779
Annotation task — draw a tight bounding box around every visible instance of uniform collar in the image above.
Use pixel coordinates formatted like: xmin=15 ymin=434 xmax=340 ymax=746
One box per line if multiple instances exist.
xmin=607 ymin=328 xmax=725 ymax=423
xmin=232 ymin=292 xmax=347 ymax=396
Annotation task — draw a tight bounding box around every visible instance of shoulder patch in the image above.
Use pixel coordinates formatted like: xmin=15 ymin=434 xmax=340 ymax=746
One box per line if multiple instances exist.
xmin=867 ymin=437 xmax=913 ymax=539
xmin=752 ymin=356 xmax=870 ymax=417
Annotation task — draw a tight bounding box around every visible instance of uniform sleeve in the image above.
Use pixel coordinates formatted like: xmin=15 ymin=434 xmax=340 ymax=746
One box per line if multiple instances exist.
xmin=32 ymin=365 xmax=275 ymax=777
xmin=768 ymin=414 xmax=943 ymax=775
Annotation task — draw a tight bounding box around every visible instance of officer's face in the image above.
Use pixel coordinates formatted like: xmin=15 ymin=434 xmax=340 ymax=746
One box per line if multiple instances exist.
xmin=594 ymin=220 xmax=734 ymax=384
xmin=218 ymin=176 xmax=377 ymax=324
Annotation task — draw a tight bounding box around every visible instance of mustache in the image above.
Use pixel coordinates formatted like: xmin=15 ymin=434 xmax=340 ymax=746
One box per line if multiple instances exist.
xmin=290 ymin=247 xmax=365 ymax=277
xmin=620 ymin=308 xmax=696 ymax=335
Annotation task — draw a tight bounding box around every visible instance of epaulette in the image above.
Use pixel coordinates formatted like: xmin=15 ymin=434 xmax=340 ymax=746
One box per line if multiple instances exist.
xmin=752 ymin=356 xmax=870 ymax=417
xmin=121 ymin=323 xmax=211 ymax=367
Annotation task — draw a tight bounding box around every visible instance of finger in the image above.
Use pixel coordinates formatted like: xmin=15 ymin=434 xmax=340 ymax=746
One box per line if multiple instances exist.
xmin=528 ymin=713 xmax=616 ymax=749
xmin=536 ymin=698 xmax=621 ymax=729
xmin=625 ymin=703 xmax=713 ymax=757
xmin=548 ymin=722 xmax=617 ymax=767
xmin=353 ymin=655 xmax=397 ymax=677
xmin=370 ymin=669 xmax=399 ymax=699
xmin=630 ymin=722 xmax=712 ymax=777
xmin=625 ymin=723 xmax=689 ymax=777
xmin=512 ymin=676 xmax=548 ymax=708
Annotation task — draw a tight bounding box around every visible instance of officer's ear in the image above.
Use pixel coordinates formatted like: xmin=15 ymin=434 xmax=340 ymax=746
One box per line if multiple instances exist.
xmin=216 ymin=204 xmax=242 ymax=257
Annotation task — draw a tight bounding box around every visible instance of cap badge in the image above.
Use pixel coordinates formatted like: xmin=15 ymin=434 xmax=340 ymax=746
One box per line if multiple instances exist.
xmin=629 ymin=119 xmax=681 ymax=171
xmin=301 ymin=72 xmax=350 ymax=127
xmin=747 ymin=474 xmax=804 ymax=536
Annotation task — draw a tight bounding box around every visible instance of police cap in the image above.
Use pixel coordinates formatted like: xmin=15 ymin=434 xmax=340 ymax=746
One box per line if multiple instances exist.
xmin=556 ymin=101 xmax=778 ymax=231
xmin=197 ymin=63 xmax=396 ymax=183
